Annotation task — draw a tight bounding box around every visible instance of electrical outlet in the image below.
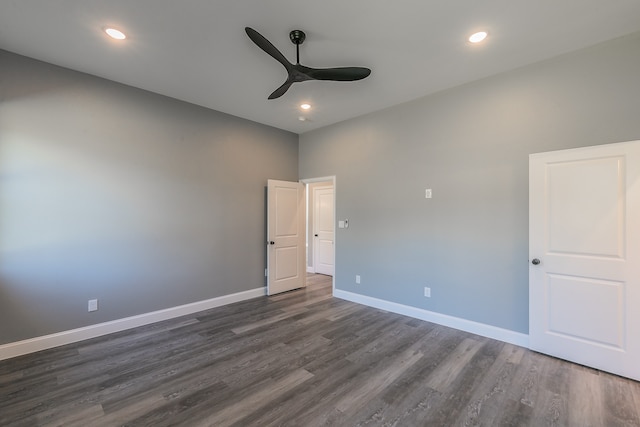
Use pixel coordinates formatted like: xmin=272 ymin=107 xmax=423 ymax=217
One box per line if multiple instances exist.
xmin=355 ymin=275 xmax=361 ymax=284
xmin=88 ymin=299 xmax=98 ymax=312
xmin=424 ymin=287 xmax=431 ymax=298
xmin=425 ymin=189 xmax=433 ymax=199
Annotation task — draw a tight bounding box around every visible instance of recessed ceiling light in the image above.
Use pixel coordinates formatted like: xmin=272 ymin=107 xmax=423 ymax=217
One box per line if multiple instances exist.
xmin=300 ymin=103 xmax=311 ymax=110
xmin=468 ymin=31 xmax=488 ymax=43
xmin=104 ymin=28 xmax=126 ymax=40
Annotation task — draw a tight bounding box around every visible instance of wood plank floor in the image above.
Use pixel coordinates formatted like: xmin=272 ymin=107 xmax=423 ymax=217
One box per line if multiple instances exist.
xmin=1 ymin=274 xmax=639 ymax=426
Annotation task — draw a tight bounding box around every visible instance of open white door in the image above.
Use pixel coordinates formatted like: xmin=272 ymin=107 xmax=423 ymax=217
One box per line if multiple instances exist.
xmin=313 ymin=186 xmax=334 ymax=276
xmin=267 ymin=179 xmax=306 ymax=296
xmin=529 ymin=140 xmax=640 ymax=381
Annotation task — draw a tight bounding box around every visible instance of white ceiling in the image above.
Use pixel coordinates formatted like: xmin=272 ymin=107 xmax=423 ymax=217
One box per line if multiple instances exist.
xmin=2 ymin=1 xmax=640 ymax=134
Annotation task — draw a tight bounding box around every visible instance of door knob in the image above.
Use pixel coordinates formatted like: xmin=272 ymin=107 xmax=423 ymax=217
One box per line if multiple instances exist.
xmin=269 ymin=241 xmax=275 ymax=245
xmin=314 ymin=234 xmax=318 ymax=237
xmin=531 ymin=258 xmax=541 ymax=265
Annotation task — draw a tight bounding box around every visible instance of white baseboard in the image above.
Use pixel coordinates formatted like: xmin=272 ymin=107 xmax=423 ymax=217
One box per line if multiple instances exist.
xmin=0 ymin=286 xmax=528 ymax=361
xmin=0 ymin=287 xmax=266 ymax=361
xmin=333 ymin=289 xmax=529 ymax=348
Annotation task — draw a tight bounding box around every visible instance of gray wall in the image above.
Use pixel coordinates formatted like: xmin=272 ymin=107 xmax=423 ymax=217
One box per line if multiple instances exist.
xmin=0 ymin=50 xmax=298 ymax=344
xmin=299 ymin=32 xmax=640 ymax=334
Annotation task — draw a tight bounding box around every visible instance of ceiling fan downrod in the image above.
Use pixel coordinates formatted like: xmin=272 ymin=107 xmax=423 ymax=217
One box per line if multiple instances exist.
xmin=289 ymin=30 xmax=306 ymax=65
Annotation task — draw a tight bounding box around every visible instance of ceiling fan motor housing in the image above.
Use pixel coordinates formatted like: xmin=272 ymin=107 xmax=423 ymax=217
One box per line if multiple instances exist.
xmin=289 ymin=30 xmax=306 ymax=45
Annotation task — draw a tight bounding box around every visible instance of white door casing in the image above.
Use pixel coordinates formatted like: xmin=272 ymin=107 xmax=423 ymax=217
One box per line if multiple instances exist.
xmin=267 ymin=179 xmax=306 ymax=296
xmin=313 ymin=186 xmax=334 ymax=276
xmin=529 ymin=140 xmax=640 ymax=381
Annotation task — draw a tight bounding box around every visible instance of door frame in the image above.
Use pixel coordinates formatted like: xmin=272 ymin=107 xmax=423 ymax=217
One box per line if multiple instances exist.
xmin=301 ymin=176 xmax=336 ymax=293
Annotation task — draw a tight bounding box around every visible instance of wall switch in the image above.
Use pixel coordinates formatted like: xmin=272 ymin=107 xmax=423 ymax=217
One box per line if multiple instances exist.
xmin=88 ymin=299 xmax=98 ymax=312
xmin=424 ymin=287 xmax=431 ymax=298
xmin=356 ymin=275 xmax=361 ymax=284
xmin=425 ymin=189 xmax=433 ymax=199
xmin=338 ymin=220 xmax=345 ymax=229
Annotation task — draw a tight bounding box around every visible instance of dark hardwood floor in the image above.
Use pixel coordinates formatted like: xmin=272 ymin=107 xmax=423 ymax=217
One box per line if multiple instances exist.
xmin=1 ymin=274 xmax=639 ymax=426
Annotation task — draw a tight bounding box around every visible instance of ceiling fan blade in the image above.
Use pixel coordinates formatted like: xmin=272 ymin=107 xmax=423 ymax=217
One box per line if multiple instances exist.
xmin=245 ymin=27 xmax=292 ymax=70
xmin=246 ymin=27 xmax=372 ymax=99
xmin=268 ymin=79 xmax=295 ymax=100
xmin=305 ymin=66 xmax=371 ymax=81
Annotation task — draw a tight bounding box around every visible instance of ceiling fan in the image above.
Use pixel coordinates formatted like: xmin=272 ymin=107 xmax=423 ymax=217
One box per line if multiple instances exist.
xmin=245 ymin=27 xmax=371 ymax=100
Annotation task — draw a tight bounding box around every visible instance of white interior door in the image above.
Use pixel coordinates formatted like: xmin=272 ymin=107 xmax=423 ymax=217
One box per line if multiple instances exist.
xmin=267 ymin=179 xmax=306 ymax=296
xmin=529 ymin=140 xmax=640 ymax=381
xmin=313 ymin=186 xmax=334 ymax=276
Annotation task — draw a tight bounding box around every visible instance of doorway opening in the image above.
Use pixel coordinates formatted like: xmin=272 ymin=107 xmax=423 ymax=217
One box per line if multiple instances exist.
xmin=302 ymin=176 xmax=336 ymax=291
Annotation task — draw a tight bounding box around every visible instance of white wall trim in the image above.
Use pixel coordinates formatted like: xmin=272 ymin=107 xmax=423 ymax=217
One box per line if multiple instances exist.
xmin=0 ymin=287 xmax=266 ymax=361
xmin=333 ymin=289 xmax=529 ymax=348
